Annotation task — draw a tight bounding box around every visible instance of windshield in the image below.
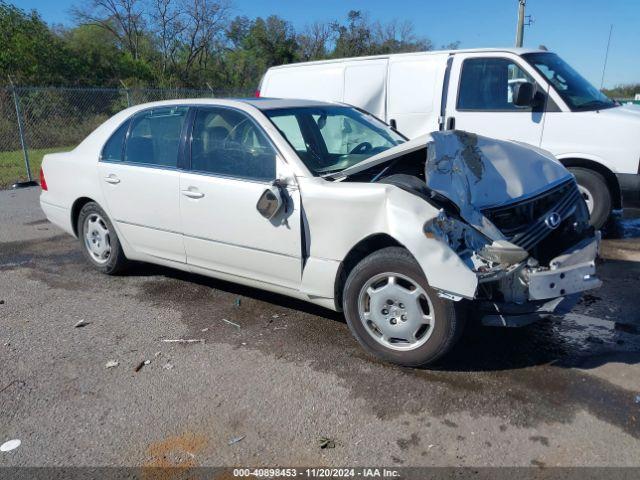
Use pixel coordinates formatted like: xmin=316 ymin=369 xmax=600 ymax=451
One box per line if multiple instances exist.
xmin=522 ymin=52 xmax=616 ymax=111
xmin=264 ymin=106 xmax=405 ymax=176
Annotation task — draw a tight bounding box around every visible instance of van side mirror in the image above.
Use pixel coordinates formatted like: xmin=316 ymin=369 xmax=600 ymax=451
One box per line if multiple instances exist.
xmin=512 ymin=82 xmax=535 ymax=107
xmin=256 ymin=184 xmax=284 ymax=219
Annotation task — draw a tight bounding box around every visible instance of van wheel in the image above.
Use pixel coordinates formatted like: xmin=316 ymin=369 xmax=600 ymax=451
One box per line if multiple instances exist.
xmin=342 ymin=247 xmax=464 ymax=367
xmin=569 ymin=167 xmax=611 ymax=230
xmin=77 ymin=202 xmax=128 ymax=275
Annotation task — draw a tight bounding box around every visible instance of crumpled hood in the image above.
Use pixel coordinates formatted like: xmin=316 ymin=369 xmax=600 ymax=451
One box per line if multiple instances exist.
xmin=426 ymin=130 xmax=571 ymax=208
xmin=426 ymin=130 xmax=572 ymax=237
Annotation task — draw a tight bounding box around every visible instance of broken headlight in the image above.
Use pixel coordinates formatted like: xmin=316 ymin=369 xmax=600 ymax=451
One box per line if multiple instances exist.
xmin=423 ymin=210 xmax=489 ymax=255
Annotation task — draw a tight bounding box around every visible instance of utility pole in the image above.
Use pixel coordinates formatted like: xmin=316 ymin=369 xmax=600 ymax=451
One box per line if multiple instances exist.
xmin=515 ymin=0 xmax=526 ymax=47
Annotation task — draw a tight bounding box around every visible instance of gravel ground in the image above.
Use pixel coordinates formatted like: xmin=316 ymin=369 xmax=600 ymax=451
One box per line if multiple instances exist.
xmin=1 ymin=187 xmax=640 ymax=468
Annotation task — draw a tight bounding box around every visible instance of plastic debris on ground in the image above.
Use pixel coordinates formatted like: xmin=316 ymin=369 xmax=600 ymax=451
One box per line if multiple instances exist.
xmin=135 ymin=360 xmax=151 ymax=372
xmin=319 ymin=437 xmax=335 ymax=449
xmin=234 ymin=298 xmax=242 ymax=307
xmin=105 ymin=360 xmax=119 ymax=369
xmin=74 ymin=319 xmax=89 ymax=328
xmin=0 ymin=439 xmax=21 ymax=452
xmin=228 ymin=435 xmax=245 ymax=446
xmin=222 ymin=319 xmax=240 ymax=329
xmin=161 ymin=338 xmax=205 ymax=344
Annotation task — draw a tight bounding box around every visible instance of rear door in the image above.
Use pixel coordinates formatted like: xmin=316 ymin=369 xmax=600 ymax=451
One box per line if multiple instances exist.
xmin=98 ymin=105 xmax=188 ymax=263
xmin=445 ymin=53 xmax=548 ymax=146
xmin=179 ymin=106 xmax=302 ymax=289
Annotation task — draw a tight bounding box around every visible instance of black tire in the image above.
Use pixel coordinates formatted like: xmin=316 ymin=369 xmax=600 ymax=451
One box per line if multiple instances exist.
xmin=77 ymin=202 xmax=128 ymax=275
xmin=342 ymin=247 xmax=464 ymax=367
xmin=569 ymin=167 xmax=611 ymax=230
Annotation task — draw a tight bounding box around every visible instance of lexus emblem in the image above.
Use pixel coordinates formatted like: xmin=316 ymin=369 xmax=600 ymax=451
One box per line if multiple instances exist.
xmin=545 ymin=212 xmax=562 ymax=229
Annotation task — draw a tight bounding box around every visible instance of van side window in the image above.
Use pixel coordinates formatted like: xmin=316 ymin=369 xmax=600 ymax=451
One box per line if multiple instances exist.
xmin=458 ymin=58 xmax=536 ymax=111
xmin=101 ymin=120 xmax=130 ymax=162
xmin=124 ymin=106 xmax=188 ymax=167
xmin=190 ymin=108 xmax=276 ymax=182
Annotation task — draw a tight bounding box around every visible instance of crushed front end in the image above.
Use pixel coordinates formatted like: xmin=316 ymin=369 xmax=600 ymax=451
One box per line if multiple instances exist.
xmin=422 ymin=131 xmax=602 ymax=327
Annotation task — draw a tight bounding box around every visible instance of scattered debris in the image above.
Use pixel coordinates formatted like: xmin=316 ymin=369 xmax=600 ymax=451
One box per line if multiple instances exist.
xmin=228 ymin=435 xmax=245 ymax=445
xmin=319 ymin=437 xmax=335 ymax=449
xmin=154 ymin=351 xmax=162 ymax=358
xmin=161 ymin=339 xmax=205 ymax=344
xmin=163 ymin=363 xmax=174 ymax=370
xmin=635 ymin=395 xmax=640 ymax=404
xmin=201 ymin=327 xmax=209 ymax=332
xmin=222 ymin=319 xmax=240 ymax=329
xmin=105 ymin=360 xmax=119 ymax=369
xmin=74 ymin=319 xmax=89 ymax=328
xmin=272 ymin=314 xmax=280 ymax=319
xmin=0 ymin=439 xmax=21 ymax=452
xmin=135 ymin=359 xmax=151 ymax=372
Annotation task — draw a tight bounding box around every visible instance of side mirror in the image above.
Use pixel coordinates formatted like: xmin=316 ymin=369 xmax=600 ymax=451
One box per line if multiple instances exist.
xmin=256 ymin=184 xmax=284 ymax=219
xmin=512 ymin=81 xmax=535 ymax=107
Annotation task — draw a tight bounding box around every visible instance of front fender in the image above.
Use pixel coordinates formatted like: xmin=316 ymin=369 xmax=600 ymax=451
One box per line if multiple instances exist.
xmin=298 ymin=178 xmax=478 ymax=301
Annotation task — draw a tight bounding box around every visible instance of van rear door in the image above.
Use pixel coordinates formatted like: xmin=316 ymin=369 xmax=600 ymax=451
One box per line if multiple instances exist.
xmin=444 ymin=52 xmax=549 ymax=147
xmin=386 ymin=53 xmax=448 ymax=138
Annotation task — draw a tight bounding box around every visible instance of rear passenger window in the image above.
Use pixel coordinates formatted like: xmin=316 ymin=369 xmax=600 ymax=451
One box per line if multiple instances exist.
xmin=124 ymin=106 xmax=188 ymax=167
xmin=457 ymin=58 xmax=536 ymax=111
xmin=190 ymin=108 xmax=276 ymax=181
xmin=101 ymin=120 xmax=129 ymax=162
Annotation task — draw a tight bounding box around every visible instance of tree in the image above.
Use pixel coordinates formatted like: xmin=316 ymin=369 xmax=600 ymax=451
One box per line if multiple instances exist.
xmin=0 ymin=2 xmax=73 ymax=84
xmin=71 ymin=0 xmax=146 ymax=60
xmin=297 ymin=21 xmax=332 ymax=61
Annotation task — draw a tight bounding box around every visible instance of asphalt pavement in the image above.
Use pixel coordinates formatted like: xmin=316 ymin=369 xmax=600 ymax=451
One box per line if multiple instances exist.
xmin=1 ymin=187 xmax=640 ymax=468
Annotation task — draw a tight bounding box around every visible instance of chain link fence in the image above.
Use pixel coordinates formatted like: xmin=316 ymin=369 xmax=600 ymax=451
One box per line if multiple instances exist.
xmin=0 ymin=86 xmax=252 ymax=188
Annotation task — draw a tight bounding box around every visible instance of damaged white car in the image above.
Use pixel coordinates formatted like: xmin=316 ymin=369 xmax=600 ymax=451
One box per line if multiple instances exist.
xmin=40 ymin=99 xmax=601 ymax=366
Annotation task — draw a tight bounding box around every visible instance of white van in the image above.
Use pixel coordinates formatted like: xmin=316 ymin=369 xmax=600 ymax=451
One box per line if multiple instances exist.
xmin=258 ymin=48 xmax=640 ymax=228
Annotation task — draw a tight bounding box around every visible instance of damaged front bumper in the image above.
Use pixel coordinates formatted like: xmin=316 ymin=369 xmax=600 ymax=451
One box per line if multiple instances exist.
xmin=476 ymin=234 xmax=602 ymax=327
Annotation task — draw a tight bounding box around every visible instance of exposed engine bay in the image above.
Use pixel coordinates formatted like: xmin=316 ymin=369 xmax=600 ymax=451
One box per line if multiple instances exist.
xmin=338 ymin=130 xmax=601 ymax=326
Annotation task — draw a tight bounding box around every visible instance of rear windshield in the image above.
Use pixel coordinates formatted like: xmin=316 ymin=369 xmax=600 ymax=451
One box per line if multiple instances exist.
xmin=264 ymin=106 xmax=405 ymax=176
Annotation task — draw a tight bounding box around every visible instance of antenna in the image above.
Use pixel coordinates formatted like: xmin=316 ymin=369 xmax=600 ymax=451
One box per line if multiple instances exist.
xmin=600 ymin=24 xmax=613 ymax=89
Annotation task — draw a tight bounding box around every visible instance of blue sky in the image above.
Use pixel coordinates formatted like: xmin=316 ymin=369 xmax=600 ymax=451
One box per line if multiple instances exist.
xmin=12 ymin=0 xmax=640 ymax=88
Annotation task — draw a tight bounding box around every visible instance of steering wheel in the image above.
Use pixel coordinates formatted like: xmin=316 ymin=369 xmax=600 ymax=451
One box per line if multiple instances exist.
xmin=349 ymin=142 xmax=373 ymax=155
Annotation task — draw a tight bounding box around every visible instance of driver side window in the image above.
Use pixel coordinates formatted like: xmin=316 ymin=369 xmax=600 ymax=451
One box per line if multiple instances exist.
xmin=190 ymin=108 xmax=276 ymax=181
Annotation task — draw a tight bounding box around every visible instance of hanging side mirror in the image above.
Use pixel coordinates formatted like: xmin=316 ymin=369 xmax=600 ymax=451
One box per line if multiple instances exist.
xmin=256 ymin=184 xmax=284 ymax=219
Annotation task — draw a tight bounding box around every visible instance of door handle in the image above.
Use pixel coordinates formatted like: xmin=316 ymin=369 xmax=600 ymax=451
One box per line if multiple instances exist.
xmin=181 ymin=189 xmax=204 ymax=199
xmin=104 ymin=175 xmax=120 ymax=184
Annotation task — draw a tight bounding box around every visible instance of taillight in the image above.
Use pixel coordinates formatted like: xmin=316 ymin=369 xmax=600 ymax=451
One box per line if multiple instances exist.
xmin=39 ymin=167 xmax=48 ymax=191
xmin=254 ymin=89 xmax=260 ymax=98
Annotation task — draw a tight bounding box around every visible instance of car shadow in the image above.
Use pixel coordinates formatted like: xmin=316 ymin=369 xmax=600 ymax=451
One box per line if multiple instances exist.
xmin=123 ymin=257 xmax=640 ymax=374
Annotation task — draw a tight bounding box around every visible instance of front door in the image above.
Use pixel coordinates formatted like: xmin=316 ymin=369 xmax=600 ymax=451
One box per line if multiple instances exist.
xmin=98 ymin=105 xmax=188 ymax=263
xmin=445 ymin=53 xmax=548 ymax=147
xmin=179 ymin=106 xmax=302 ymax=290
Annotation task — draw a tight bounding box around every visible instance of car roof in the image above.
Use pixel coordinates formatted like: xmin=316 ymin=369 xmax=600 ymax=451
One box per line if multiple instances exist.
xmin=239 ymin=97 xmax=341 ymax=110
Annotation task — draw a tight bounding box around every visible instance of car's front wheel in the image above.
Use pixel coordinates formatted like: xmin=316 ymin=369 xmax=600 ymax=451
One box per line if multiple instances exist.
xmin=77 ymin=202 xmax=128 ymax=275
xmin=342 ymin=247 xmax=463 ymax=367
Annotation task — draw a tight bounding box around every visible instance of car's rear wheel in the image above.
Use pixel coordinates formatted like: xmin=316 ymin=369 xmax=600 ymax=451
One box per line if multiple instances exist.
xmin=569 ymin=167 xmax=611 ymax=230
xmin=342 ymin=247 xmax=463 ymax=367
xmin=77 ymin=202 xmax=128 ymax=274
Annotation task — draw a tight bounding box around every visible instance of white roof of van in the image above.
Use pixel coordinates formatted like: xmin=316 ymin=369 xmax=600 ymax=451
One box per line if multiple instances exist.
xmin=266 ymin=48 xmax=548 ymax=70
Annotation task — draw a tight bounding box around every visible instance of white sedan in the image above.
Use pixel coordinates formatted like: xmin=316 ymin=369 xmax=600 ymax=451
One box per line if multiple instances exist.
xmin=40 ymin=98 xmax=601 ymax=366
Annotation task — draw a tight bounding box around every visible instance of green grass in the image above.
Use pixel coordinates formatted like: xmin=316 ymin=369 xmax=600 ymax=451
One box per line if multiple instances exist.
xmin=0 ymin=146 xmax=72 ymax=189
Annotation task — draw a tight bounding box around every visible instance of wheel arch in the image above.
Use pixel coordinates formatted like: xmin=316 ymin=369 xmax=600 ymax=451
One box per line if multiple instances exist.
xmin=560 ymin=158 xmax=622 ymax=210
xmin=70 ymin=197 xmax=97 ymax=237
xmin=333 ymin=233 xmax=406 ymax=310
